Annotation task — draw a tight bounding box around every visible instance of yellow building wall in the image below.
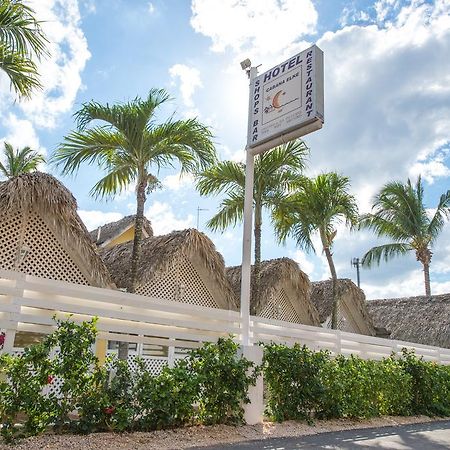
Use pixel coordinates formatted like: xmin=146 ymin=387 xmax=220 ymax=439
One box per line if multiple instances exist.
xmin=106 ymin=226 xmax=135 ymax=248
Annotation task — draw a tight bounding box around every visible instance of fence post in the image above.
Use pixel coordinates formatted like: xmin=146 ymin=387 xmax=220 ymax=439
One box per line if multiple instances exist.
xmin=168 ymin=339 xmax=175 ymax=368
xmin=0 ymin=272 xmax=25 ymax=355
xmin=239 ymin=344 xmax=264 ymax=425
xmin=95 ymin=339 xmax=108 ymax=366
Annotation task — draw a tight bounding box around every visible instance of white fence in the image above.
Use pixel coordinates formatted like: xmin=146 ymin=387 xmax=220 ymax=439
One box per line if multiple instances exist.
xmin=1 ymin=269 xmax=450 ymax=365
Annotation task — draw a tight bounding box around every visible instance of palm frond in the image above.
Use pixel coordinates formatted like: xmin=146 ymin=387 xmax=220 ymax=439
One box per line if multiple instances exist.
xmin=428 ymin=189 xmax=450 ymax=244
xmin=0 ymin=44 xmax=41 ymax=97
xmin=206 ymin=193 xmax=244 ymax=232
xmin=53 ymin=128 xmax=129 ymax=175
xmin=0 ymin=1 xmax=49 ymax=58
xmin=196 ymin=160 xmax=245 ymax=196
xmin=361 ymin=242 xmax=411 ymax=267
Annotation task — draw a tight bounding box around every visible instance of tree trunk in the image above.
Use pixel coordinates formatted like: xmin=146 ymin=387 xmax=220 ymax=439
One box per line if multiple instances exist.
xmin=118 ymin=177 xmax=147 ymax=361
xmin=416 ymin=247 xmax=432 ymax=298
xmin=252 ymin=202 xmax=262 ymax=316
xmin=423 ymin=262 xmax=431 ymax=297
xmin=323 ymin=245 xmax=338 ymax=330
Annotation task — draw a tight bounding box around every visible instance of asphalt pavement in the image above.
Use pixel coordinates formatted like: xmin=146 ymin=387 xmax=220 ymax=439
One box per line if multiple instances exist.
xmin=193 ymin=420 xmax=450 ymax=449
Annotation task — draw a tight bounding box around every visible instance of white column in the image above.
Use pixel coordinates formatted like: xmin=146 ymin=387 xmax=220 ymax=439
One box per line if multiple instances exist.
xmin=240 ymin=66 xmax=258 ymax=347
xmin=239 ymin=345 xmax=264 ymax=424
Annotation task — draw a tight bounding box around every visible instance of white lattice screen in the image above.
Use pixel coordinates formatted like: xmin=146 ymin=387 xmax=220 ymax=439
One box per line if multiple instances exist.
xmin=0 ymin=210 xmax=22 ymax=271
xmin=19 ymin=212 xmax=88 ymax=285
xmin=259 ymin=289 xmax=301 ymax=323
xmin=136 ymin=254 xmax=218 ymax=308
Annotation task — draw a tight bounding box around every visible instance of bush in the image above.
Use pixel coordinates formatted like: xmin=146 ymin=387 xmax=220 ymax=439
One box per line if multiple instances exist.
xmin=399 ymin=350 xmax=450 ymax=416
xmin=0 ymin=321 xmax=257 ymax=441
xmin=262 ymin=343 xmax=448 ymax=422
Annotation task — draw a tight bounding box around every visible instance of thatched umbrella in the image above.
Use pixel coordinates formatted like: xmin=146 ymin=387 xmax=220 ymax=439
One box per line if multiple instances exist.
xmin=0 ymin=172 xmax=113 ymax=288
xmin=226 ymin=258 xmax=320 ymax=325
xmin=101 ymin=228 xmax=237 ymax=310
xmin=368 ymin=294 xmax=450 ymax=348
xmin=89 ymin=214 xmax=153 ymax=248
xmin=311 ymin=279 xmax=376 ymax=335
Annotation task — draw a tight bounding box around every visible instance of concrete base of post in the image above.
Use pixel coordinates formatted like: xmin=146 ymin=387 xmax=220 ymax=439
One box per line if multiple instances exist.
xmin=239 ymin=344 xmax=264 ymax=425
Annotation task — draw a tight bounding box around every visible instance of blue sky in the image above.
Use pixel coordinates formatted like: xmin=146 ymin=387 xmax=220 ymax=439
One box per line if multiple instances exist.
xmin=0 ymin=0 xmax=449 ymax=299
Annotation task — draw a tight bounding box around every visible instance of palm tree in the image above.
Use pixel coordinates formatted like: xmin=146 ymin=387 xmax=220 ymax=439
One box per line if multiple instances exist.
xmin=0 ymin=142 xmax=45 ymax=178
xmin=360 ymin=177 xmax=450 ymax=297
xmin=0 ymin=0 xmax=49 ymax=98
xmin=55 ymin=89 xmax=216 ymax=291
xmin=196 ymin=140 xmax=309 ymax=308
xmin=54 ymin=89 xmax=216 ymax=359
xmin=274 ymin=173 xmax=358 ymax=329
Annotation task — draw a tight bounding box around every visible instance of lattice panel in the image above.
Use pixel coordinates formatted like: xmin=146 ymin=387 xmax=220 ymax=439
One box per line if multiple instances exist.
xmin=274 ymin=289 xmax=301 ymax=323
xmin=137 ymin=254 xmax=218 ymax=308
xmin=18 ymin=212 xmax=88 ymax=285
xmin=0 ymin=210 xmax=22 ymax=271
xmin=107 ymin=353 xmax=169 ymax=376
xmin=259 ymin=298 xmax=276 ymax=319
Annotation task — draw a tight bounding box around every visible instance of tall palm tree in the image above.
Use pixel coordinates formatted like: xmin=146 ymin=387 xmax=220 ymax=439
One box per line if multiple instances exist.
xmin=0 ymin=0 xmax=49 ymax=98
xmin=360 ymin=177 xmax=450 ymax=297
xmin=196 ymin=140 xmax=309 ymax=308
xmin=274 ymin=173 xmax=358 ymax=329
xmin=54 ymin=89 xmax=216 ymax=357
xmin=0 ymin=142 xmax=45 ymax=178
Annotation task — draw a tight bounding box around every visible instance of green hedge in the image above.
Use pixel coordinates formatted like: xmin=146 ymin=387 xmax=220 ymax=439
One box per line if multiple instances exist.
xmin=0 ymin=319 xmax=258 ymax=442
xmin=263 ymin=343 xmax=450 ymax=422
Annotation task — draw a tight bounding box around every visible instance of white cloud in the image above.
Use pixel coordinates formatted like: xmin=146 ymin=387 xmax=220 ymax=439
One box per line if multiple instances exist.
xmin=290 ymin=249 xmax=315 ymax=277
xmin=162 ymin=172 xmax=195 ymax=192
xmin=169 ymin=64 xmax=202 ymax=108
xmin=148 ymin=2 xmax=155 ymax=14
xmin=190 ymin=0 xmax=317 ymax=59
xmin=304 ymin=0 xmax=450 ymax=194
xmin=0 ymin=114 xmax=45 ymax=154
xmin=146 ymin=201 xmax=194 ymax=235
xmin=78 ymin=210 xmax=123 ymax=231
xmin=9 ymin=0 xmax=91 ymax=128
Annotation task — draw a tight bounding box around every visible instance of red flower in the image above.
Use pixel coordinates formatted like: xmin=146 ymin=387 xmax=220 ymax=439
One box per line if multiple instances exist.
xmin=104 ymin=406 xmax=115 ymax=415
xmin=0 ymin=332 xmax=5 ymax=347
xmin=47 ymin=375 xmax=54 ymax=384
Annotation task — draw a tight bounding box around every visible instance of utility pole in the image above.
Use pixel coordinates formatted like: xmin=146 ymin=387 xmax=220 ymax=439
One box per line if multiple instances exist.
xmin=351 ymin=257 xmax=361 ymax=288
xmin=196 ymin=206 xmax=208 ymax=230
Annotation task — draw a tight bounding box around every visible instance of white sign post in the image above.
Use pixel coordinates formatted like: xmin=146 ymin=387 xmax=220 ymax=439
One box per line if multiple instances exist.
xmin=240 ymin=45 xmax=324 ymax=346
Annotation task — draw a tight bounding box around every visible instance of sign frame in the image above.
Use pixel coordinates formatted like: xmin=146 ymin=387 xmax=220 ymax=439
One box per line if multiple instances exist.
xmin=247 ymin=44 xmax=324 ymax=155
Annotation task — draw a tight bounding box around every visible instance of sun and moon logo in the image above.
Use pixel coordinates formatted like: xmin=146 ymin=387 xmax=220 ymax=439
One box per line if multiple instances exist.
xmin=264 ymin=89 xmax=299 ymax=116
xmin=264 ymin=90 xmax=286 ymax=114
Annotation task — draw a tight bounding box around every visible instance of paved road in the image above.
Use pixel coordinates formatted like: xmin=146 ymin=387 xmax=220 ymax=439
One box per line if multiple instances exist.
xmin=194 ymin=420 xmax=450 ymax=449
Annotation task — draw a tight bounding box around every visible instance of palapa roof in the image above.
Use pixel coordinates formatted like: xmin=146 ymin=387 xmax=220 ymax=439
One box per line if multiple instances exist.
xmin=0 ymin=172 xmax=113 ymax=288
xmin=311 ymin=279 xmax=376 ymax=335
xmin=226 ymin=258 xmax=320 ymax=325
xmin=368 ymin=294 xmax=450 ymax=348
xmin=101 ymin=228 xmax=238 ymax=309
xmin=89 ymin=214 xmax=153 ymax=247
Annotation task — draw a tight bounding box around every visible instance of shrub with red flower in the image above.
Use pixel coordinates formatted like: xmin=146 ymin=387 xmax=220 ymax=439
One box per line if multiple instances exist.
xmin=47 ymin=375 xmax=54 ymax=384
xmin=104 ymin=406 xmax=115 ymax=415
xmin=0 ymin=331 xmax=5 ymax=349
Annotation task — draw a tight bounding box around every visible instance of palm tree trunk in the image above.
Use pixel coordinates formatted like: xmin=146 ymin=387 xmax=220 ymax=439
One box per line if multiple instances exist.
xmin=423 ymin=262 xmax=431 ymax=297
xmin=118 ymin=178 xmax=147 ymax=361
xmin=252 ymin=202 xmax=262 ymax=315
xmin=323 ymin=245 xmax=339 ymax=330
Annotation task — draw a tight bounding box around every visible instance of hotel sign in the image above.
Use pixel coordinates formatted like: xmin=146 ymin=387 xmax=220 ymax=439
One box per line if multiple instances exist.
xmin=247 ymin=45 xmax=324 ymax=152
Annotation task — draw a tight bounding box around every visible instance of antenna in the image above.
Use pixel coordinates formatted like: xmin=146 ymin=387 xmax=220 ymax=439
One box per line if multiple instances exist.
xmin=351 ymin=257 xmax=361 ymax=288
xmin=196 ymin=206 xmax=209 ymax=230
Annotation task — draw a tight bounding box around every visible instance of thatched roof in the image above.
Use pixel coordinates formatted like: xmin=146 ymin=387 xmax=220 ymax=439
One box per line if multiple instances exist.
xmin=101 ymin=228 xmax=238 ymax=309
xmin=89 ymin=215 xmax=153 ymax=247
xmin=226 ymin=258 xmax=320 ymax=325
xmin=311 ymin=279 xmax=376 ymax=335
xmin=0 ymin=172 xmax=113 ymax=287
xmin=368 ymin=294 xmax=450 ymax=348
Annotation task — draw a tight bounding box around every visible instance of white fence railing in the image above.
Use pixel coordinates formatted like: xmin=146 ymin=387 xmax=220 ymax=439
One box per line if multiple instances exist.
xmin=1 ymin=269 xmax=450 ymax=365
